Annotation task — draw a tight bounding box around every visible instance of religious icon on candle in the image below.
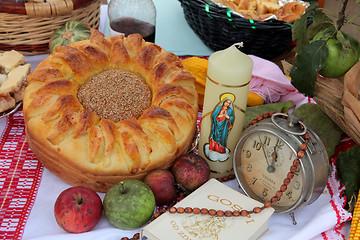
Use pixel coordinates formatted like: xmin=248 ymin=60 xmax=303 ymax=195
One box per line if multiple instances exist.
xmin=198 ymin=43 xmax=253 ymax=178
xmin=204 ymin=93 xmax=235 ymax=162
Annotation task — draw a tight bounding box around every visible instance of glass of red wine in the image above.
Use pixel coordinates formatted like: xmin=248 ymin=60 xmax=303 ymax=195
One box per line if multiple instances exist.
xmin=108 ymin=0 xmax=156 ymax=43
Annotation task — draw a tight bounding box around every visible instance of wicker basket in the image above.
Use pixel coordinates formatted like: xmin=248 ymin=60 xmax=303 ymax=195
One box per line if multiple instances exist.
xmin=178 ymin=0 xmax=301 ymax=59
xmin=0 ymin=0 xmax=101 ymax=55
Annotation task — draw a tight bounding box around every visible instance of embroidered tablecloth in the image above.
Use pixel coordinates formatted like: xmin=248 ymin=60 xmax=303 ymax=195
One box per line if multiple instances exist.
xmin=0 ymin=109 xmax=44 ymax=240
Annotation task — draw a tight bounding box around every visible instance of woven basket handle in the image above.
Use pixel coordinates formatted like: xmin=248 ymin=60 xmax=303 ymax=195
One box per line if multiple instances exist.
xmin=0 ymin=0 xmax=96 ymax=17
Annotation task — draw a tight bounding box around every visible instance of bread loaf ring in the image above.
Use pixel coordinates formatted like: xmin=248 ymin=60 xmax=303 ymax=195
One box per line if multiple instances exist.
xmin=23 ymin=29 xmax=198 ymax=192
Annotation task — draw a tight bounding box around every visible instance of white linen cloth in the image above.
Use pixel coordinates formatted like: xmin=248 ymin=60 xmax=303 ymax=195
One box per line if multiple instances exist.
xmin=0 ymin=1 xmax=350 ymax=239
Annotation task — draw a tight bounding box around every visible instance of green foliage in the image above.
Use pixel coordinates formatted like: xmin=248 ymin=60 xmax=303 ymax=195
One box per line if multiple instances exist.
xmin=290 ymin=40 xmax=328 ymax=98
xmin=290 ymin=6 xmax=360 ymax=96
xmin=291 ymin=9 xmax=334 ymax=97
xmin=307 ymin=11 xmax=336 ymax=41
xmin=292 ymin=2 xmax=319 ymax=53
xmin=293 ymin=103 xmax=343 ymax=157
xmin=336 ymin=145 xmax=360 ymax=212
xmin=243 ymin=101 xmax=294 ymax=130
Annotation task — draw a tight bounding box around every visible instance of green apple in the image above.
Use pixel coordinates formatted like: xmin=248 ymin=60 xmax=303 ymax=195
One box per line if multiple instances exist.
xmin=103 ymin=179 xmax=155 ymax=230
xmin=319 ymin=32 xmax=360 ymax=78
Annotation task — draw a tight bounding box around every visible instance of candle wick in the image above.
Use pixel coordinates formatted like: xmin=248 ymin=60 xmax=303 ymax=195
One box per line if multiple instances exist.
xmin=234 ymin=42 xmax=244 ymax=49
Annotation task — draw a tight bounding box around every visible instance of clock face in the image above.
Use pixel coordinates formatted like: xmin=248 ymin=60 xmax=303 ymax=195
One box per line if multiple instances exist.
xmin=235 ymin=131 xmax=304 ymax=211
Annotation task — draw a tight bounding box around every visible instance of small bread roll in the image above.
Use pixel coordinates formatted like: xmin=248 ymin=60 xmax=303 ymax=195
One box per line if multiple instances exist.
xmin=257 ymin=13 xmax=274 ymax=21
xmin=262 ymin=2 xmax=281 ymax=13
xmin=275 ymin=2 xmax=306 ymax=22
xmin=237 ymin=9 xmax=258 ymax=19
xmin=283 ymin=2 xmax=306 ymax=15
xmin=0 ymin=50 xmax=25 ymax=74
xmin=0 ymin=64 xmax=31 ymax=95
xmin=239 ymin=0 xmax=257 ymax=10
xmin=0 ymin=94 xmax=15 ymax=112
xmin=279 ymin=13 xmax=301 ymax=22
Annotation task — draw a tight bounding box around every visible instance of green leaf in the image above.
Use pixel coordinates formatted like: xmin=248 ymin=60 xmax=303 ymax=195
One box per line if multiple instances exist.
xmin=307 ymin=11 xmax=336 ymax=40
xmin=293 ymin=103 xmax=343 ymax=157
xmin=292 ymin=2 xmax=318 ymax=53
xmin=311 ymin=26 xmax=337 ymax=42
xmin=336 ymin=31 xmax=352 ymax=49
xmin=290 ymin=40 xmax=328 ymax=97
xmin=243 ymin=101 xmax=294 ymax=130
xmin=336 ymin=145 xmax=360 ymax=212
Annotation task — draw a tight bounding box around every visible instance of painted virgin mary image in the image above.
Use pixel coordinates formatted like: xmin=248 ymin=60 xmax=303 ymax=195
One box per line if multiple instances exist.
xmin=204 ymin=93 xmax=235 ymax=162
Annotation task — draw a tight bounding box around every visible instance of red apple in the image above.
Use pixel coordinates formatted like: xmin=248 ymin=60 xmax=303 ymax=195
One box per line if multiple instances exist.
xmin=54 ymin=186 xmax=103 ymax=233
xmin=144 ymin=169 xmax=177 ymax=205
xmin=172 ymin=153 xmax=210 ymax=192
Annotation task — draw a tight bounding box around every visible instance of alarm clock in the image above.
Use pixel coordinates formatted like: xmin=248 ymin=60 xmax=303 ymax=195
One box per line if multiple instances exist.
xmin=233 ymin=112 xmax=329 ymax=224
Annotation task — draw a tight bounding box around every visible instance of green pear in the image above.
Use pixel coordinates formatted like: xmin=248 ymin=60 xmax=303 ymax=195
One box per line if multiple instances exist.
xmin=319 ymin=32 xmax=360 ymax=78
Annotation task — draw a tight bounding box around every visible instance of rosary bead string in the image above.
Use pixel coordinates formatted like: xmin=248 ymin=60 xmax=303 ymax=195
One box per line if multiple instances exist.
xmin=119 ymin=112 xmax=309 ymax=239
xmin=167 ymin=112 xmax=310 ymax=218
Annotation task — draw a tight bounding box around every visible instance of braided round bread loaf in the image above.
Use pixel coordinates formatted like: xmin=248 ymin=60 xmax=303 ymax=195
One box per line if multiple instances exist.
xmin=23 ymin=29 xmax=198 ymax=192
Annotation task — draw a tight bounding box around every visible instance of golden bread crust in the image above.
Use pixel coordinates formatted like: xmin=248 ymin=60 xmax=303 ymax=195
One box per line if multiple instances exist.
xmin=23 ymin=30 xmax=198 ymax=192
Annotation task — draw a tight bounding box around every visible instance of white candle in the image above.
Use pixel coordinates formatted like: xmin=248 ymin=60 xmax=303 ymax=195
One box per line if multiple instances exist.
xmin=198 ymin=43 xmax=253 ymax=178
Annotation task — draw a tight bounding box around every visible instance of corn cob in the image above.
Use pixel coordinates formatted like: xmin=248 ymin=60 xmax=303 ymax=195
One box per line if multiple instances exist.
xmin=350 ymin=190 xmax=360 ymax=239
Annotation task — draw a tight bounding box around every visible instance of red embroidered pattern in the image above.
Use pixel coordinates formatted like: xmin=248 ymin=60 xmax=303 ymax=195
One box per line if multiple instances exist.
xmin=321 ymin=136 xmax=354 ymax=239
xmin=0 ymin=109 xmax=44 ymax=240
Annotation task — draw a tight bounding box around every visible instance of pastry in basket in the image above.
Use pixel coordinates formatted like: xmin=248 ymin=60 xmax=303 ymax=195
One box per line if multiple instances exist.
xmin=22 ymin=29 xmax=198 ymax=192
xmin=0 ymin=50 xmax=30 ymax=113
xmin=213 ymin=0 xmax=308 ymax=22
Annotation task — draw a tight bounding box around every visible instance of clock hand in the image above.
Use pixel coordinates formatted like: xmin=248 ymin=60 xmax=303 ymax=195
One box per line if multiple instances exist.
xmin=269 ymin=145 xmax=279 ymax=170
xmin=271 ymin=145 xmax=278 ymax=163
xmin=258 ymin=136 xmax=275 ymax=173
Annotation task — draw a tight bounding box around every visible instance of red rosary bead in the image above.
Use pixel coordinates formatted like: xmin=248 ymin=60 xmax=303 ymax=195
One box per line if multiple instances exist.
xmin=264 ymin=201 xmax=272 ymax=208
xmin=293 ymin=158 xmax=301 ymax=166
xmin=185 ymin=207 xmax=193 ymax=213
xmin=200 ymin=208 xmax=208 ymax=215
xmin=275 ymin=190 xmax=283 ymax=198
xmin=153 ymin=211 xmax=161 ymax=218
xmin=283 ymin=178 xmax=291 ymax=185
xmin=233 ymin=210 xmax=240 ymax=217
xmin=297 ymin=150 xmax=305 ymax=159
xmin=253 ymin=207 xmax=261 ymax=213
xmin=287 ymin=172 xmax=294 ymax=179
xmin=304 ymin=132 xmax=311 ymax=140
xmin=225 ymin=210 xmax=233 ymax=217
xmin=271 ymin=196 xmax=279 ymax=203
xmin=209 ymin=209 xmax=216 ymax=216
xmin=300 ymin=143 xmax=307 ymax=151
xmin=240 ymin=210 xmax=249 ymax=216
xmin=169 ymin=207 xmax=177 ymax=213
xmin=177 ymin=207 xmax=185 ymax=213
xmin=193 ymin=207 xmax=200 ymax=214
xmin=280 ymin=184 xmax=287 ymax=192
xmin=290 ymin=165 xmax=298 ymax=173
xmin=217 ymin=210 xmax=225 ymax=217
